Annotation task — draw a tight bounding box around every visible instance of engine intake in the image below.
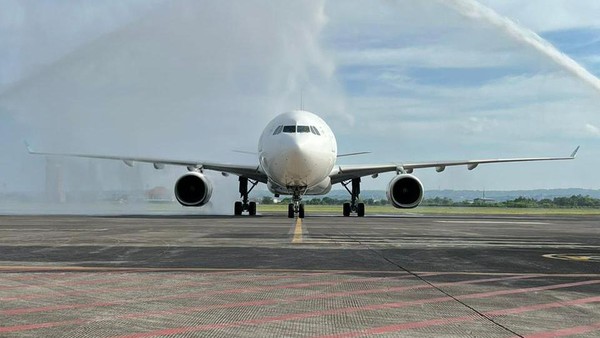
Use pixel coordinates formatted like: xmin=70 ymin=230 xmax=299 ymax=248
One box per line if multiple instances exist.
xmin=387 ymin=174 xmax=424 ymax=209
xmin=174 ymin=172 xmax=213 ymax=207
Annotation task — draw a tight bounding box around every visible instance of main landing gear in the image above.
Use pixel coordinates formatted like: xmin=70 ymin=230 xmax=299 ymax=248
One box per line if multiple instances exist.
xmin=341 ymin=178 xmax=365 ymax=217
xmin=234 ymin=177 xmax=258 ymax=216
xmin=287 ymin=188 xmax=306 ymax=219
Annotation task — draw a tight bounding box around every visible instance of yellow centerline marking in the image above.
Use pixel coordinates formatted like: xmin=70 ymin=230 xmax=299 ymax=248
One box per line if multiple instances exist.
xmin=292 ymin=217 xmax=303 ymax=244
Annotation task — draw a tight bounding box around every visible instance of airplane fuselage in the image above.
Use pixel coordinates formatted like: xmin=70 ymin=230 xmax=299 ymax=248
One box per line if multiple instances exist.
xmin=258 ymin=110 xmax=337 ymax=196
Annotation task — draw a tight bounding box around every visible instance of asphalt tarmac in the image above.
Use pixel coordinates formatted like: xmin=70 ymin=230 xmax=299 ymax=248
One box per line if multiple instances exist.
xmin=0 ymin=213 xmax=599 ymax=337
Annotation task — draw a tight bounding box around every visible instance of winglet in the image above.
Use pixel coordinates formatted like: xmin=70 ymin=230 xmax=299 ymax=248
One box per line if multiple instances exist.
xmin=570 ymin=146 xmax=580 ymax=158
xmin=24 ymin=140 xmax=34 ymax=154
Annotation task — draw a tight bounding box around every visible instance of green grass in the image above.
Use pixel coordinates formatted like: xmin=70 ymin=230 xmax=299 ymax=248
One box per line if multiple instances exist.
xmin=258 ymin=204 xmax=600 ymax=216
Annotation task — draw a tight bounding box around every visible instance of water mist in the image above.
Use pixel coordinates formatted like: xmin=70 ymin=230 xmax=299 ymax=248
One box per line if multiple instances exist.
xmin=441 ymin=0 xmax=600 ymax=95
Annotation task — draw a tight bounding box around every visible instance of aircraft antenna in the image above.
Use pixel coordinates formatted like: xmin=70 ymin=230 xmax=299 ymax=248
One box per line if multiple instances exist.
xmin=300 ymin=89 xmax=303 ymax=111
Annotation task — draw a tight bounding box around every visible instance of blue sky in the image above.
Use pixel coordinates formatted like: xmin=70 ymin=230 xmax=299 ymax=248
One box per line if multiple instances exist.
xmin=0 ymin=0 xmax=599 ymax=194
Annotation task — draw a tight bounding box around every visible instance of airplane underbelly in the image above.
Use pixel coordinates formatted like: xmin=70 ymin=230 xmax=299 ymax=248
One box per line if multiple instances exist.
xmin=267 ymin=177 xmax=331 ymax=195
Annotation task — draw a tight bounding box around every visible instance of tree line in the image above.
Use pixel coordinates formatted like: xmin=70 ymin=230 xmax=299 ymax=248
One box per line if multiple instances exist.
xmin=261 ymin=195 xmax=600 ymax=208
xmin=420 ymin=195 xmax=600 ymax=208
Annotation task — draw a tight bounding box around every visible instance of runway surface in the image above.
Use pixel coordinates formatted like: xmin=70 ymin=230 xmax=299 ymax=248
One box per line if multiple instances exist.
xmin=0 ymin=213 xmax=599 ymax=337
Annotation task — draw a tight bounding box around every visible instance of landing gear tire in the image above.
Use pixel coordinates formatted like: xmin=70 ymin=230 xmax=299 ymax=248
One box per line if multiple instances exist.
xmin=298 ymin=204 xmax=305 ymax=219
xmin=342 ymin=178 xmax=365 ymax=217
xmin=234 ymin=201 xmax=243 ymax=216
xmin=357 ymin=202 xmax=365 ymax=217
xmin=235 ymin=177 xmax=258 ymax=216
xmin=343 ymin=203 xmax=351 ymax=217
xmin=288 ymin=203 xmax=294 ymax=219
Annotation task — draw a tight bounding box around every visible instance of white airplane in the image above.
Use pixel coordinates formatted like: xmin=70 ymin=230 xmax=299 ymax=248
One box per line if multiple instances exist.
xmin=27 ymin=110 xmax=579 ymax=218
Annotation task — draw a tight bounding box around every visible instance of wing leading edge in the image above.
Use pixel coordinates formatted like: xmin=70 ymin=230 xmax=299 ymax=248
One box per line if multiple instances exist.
xmin=25 ymin=142 xmax=268 ymax=183
xmin=330 ymin=146 xmax=579 ymax=184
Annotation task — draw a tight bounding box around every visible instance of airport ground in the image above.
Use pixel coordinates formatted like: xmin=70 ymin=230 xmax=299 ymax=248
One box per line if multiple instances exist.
xmin=0 ymin=212 xmax=599 ymax=337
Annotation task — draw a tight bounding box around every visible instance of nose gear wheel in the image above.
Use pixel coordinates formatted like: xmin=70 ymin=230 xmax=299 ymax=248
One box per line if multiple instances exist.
xmin=287 ymin=186 xmax=306 ymax=219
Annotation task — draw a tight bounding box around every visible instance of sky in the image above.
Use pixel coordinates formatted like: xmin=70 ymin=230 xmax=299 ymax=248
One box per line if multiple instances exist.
xmin=0 ymin=0 xmax=599 ymax=197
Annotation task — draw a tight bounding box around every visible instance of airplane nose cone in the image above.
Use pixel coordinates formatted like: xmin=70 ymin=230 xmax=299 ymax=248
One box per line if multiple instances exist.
xmin=263 ymin=132 xmax=334 ymax=189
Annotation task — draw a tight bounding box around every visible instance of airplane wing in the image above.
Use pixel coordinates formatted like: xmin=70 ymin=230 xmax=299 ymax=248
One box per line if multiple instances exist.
xmin=329 ymin=146 xmax=579 ymax=184
xmin=25 ymin=142 xmax=268 ymax=183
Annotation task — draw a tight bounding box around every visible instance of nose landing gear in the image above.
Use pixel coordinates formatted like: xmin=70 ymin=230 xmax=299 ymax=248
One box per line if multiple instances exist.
xmin=287 ymin=187 xmax=306 ymax=219
xmin=287 ymin=202 xmax=305 ymax=219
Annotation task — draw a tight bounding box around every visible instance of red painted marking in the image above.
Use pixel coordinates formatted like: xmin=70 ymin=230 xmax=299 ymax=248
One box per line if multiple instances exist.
xmin=0 ymin=275 xmax=300 ymax=301
xmin=0 ymin=280 xmax=213 ymax=302
xmin=317 ymin=296 xmax=600 ymax=337
xmin=0 ymin=271 xmax=342 ymax=302
xmin=2 ymin=301 xmax=122 ymax=316
xmin=119 ymin=299 xmax=279 ymax=319
xmin=0 ymin=271 xmax=429 ymax=315
xmin=487 ymin=296 xmax=600 ymax=316
xmin=0 ymin=269 xmax=264 ymax=291
xmin=0 ymin=273 xmax=160 ymax=290
xmin=1 ymin=276 xmax=590 ymax=335
xmin=3 ymin=272 xmax=78 ymax=282
xmin=520 ymin=321 xmax=600 ymax=338
xmin=109 ymin=278 xmax=599 ymax=338
xmin=0 ymin=273 xmax=348 ymax=302
xmin=0 ymin=273 xmax=533 ymax=335
xmin=297 ymin=274 xmax=540 ymax=301
xmin=0 ymin=320 xmax=85 ymax=333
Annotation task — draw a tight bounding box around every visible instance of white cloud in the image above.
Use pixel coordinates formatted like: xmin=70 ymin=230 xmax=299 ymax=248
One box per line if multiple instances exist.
xmin=585 ymin=123 xmax=600 ymax=137
xmin=439 ymin=0 xmax=600 ymax=95
xmin=479 ymin=0 xmax=600 ymax=32
xmin=0 ymin=0 xmax=162 ymax=87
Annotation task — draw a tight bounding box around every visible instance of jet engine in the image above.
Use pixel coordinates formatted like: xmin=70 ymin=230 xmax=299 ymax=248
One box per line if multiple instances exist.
xmin=174 ymin=172 xmax=213 ymax=207
xmin=387 ymin=174 xmax=424 ymax=209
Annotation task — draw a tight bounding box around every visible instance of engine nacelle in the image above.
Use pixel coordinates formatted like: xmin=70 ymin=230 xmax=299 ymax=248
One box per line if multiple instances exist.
xmin=387 ymin=174 xmax=424 ymax=209
xmin=174 ymin=172 xmax=213 ymax=207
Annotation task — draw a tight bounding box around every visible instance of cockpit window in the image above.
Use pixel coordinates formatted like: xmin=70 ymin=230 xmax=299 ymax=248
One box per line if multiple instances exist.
xmin=278 ymin=125 xmax=319 ymax=134
xmin=297 ymin=125 xmax=310 ymax=133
